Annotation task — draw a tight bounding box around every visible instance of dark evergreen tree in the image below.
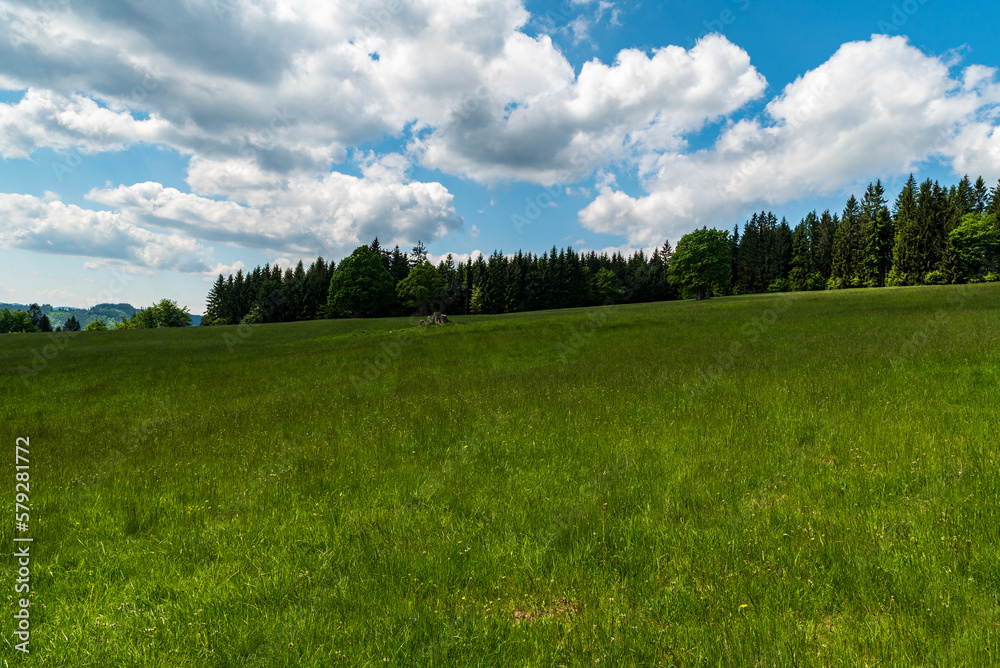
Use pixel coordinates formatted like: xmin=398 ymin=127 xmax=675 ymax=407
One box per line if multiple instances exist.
xmin=891 ymin=174 xmax=920 ymax=285
xmin=973 ymin=176 xmax=989 ymax=214
xmin=860 ymin=180 xmax=893 ymax=286
xmin=789 ymin=222 xmax=811 ymax=290
xmin=27 ymin=303 xmax=44 ymax=329
xmin=410 ymin=240 xmax=428 ymax=267
xmin=832 ymin=196 xmax=861 ymax=285
xmin=815 ymin=210 xmax=837 ymax=280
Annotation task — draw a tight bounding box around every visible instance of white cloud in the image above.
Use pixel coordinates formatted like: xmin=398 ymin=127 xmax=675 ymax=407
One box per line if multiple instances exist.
xmin=427 ymin=250 xmax=485 ymax=266
xmin=413 ymin=34 xmax=767 ymax=184
xmin=580 ymin=35 xmax=1000 ymax=247
xmin=0 ymin=193 xmax=211 ymax=272
xmin=0 ymin=89 xmax=170 ymax=159
xmin=179 ymin=154 xmax=463 ymax=254
xmin=0 ymin=3 xmax=765 ymax=189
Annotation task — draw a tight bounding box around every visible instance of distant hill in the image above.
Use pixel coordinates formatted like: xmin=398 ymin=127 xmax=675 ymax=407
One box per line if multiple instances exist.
xmin=0 ymin=302 xmax=201 ymax=328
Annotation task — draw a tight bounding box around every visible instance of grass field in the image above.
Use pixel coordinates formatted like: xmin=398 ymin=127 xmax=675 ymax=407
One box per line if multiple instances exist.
xmin=2 ymin=284 xmax=999 ymax=666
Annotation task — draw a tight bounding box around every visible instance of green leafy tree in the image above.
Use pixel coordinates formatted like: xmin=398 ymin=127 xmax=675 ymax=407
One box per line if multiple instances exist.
xmin=153 ymin=299 xmax=193 ymax=327
xmin=947 ymin=213 xmax=1000 ymax=280
xmin=85 ymin=318 xmax=109 ymax=331
xmin=325 ymin=246 xmax=395 ymax=318
xmin=668 ymin=227 xmax=731 ymax=300
xmin=469 ymin=284 xmax=486 ymax=314
xmin=0 ymin=308 xmax=38 ymax=334
xmin=396 ymin=261 xmax=446 ymax=314
xmin=592 ymin=267 xmax=622 ymax=303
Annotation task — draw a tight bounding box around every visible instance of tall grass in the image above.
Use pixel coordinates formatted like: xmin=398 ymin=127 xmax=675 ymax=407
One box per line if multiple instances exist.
xmin=2 ymin=283 xmax=998 ymax=666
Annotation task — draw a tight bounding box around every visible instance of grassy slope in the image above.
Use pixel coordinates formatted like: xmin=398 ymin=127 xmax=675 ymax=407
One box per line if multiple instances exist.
xmin=2 ymin=284 xmax=999 ymax=666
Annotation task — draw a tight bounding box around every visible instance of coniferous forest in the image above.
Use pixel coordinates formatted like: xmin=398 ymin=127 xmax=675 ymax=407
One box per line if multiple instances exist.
xmin=201 ymin=174 xmax=1000 ymax=325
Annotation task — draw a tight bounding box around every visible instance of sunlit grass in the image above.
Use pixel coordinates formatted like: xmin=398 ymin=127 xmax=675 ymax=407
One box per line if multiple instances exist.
xmin=2 ymin=283 xmax=998 ymax=666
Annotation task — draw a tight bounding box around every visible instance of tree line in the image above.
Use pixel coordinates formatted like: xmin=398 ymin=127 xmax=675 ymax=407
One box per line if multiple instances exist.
xmin=0 ymin=299 xmax=191 ymax=334
xmin=202 ymin=173 xmax=1000 ymax=324
xmin=201 ymin=238 xmax=678 ymax=325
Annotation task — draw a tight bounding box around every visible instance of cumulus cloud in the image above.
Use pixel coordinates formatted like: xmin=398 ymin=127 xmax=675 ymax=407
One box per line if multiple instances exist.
xmin=0 ymin=154 xmax=461 ymax=273
xmin=0 ymin=2 xmax=765 ymax=187
xmin=77 ymin=153 xmax=461 ymax=260
xmin=580 ymin=35 xmax=1000 ymax=247
xmin=0 ymin=0 xmax=533 ymax=168
xmin=413 ymin=34 xmax=767 ymax=184
xmin=0 ymin=89 xmax=170 ymax=159
xmin=0 ymin=193 xmax=211 ymax=272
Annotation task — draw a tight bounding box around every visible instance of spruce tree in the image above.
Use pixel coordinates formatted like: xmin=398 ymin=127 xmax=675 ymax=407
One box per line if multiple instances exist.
xmin=789 ymin=222 xmax=811 ymax=290
xmin=974 ymin=176 xmax=988 ymax=214
xmin=832 ymin=196 xmax=861 ymax=285
xmin=891 ymin=174 xmax=920 ymax=285
xmin=860 ymin=180 xmax=893 ymax=286
xmin=816 ymin=210 xmax=837 ymax=280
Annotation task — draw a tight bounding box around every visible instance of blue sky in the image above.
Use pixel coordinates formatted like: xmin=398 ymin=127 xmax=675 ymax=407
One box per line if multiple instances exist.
xmin=2 ymin=0 xmax=999 ymax=313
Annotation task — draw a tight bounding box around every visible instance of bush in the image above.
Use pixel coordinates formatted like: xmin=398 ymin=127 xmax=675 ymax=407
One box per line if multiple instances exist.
xmin=984 ymin=272 xmax=1000 ymax=283
xmin=805 ymin=272 xmax=826 ymax=291
xmin=826 ymin=277 xmax=847 ymax=290
xmin=84 ymin=318 xmax=108 ymax=331
xmin=887 ymin=268 xmax=908 ymax=287
xmin=766 ymin=278 xmax=790 ymax=293
xmin=924 ymin=270 xmax=946 ymax=285
xmin=241 ymin=306 xmax=262 ymax=325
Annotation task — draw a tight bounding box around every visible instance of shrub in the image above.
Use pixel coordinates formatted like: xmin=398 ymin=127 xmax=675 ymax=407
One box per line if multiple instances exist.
xmin=826 ymin=277 xmax=847 ymax=290
xmin=766 ymin=278 xmax=790 ymax=293
xmin=924 ymin=270 xmax=946 ymax=285
xmin=805 ymin=272 xmax=826 ymax=291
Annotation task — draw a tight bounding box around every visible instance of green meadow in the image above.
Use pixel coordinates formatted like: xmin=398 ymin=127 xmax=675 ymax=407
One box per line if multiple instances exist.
xmin=2 ymin=283 xmax=999 ymax=666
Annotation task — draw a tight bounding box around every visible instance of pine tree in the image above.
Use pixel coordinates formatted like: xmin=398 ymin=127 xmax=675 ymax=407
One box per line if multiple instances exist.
xmin=410 ymin=240 xmax=428 ymax=268
xmin=816 ymin=210 xmax=837 ymax=280
xmin=729 ymin=224 xmax=740 ymax=294
xmin=789 ymin=222 xmax=811 ymax=290
xmin=773 ymin=217 xmax=793 ymax=285
xmin=27 ymin=303 xmax=43 ymax=329
xmin=832 ymin=196 xmax=861 ymax=285
xmin=860 ymin=180 xmax=893 ymax=286
xmin=913 ymin=180 xmax=949 ymax=279
xmin=988 ymin=179 xmax=1000 ymax=218
xmin=956 ymin=174 xmax=975 ymax=216
xmin=389 ymin=246 xmax=410 ymax=283
xmin=891 ymin=174 xmax=920 ymax=285
xmin=973 ymin=176 xmax=988 ymax=214
xmin=204 ymin=274 xmax=226 ymax=323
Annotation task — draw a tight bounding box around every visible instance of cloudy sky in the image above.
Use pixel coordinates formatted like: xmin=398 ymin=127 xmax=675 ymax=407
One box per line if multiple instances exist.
xmin=2 ymin=0 xmax=1000 ymax=313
